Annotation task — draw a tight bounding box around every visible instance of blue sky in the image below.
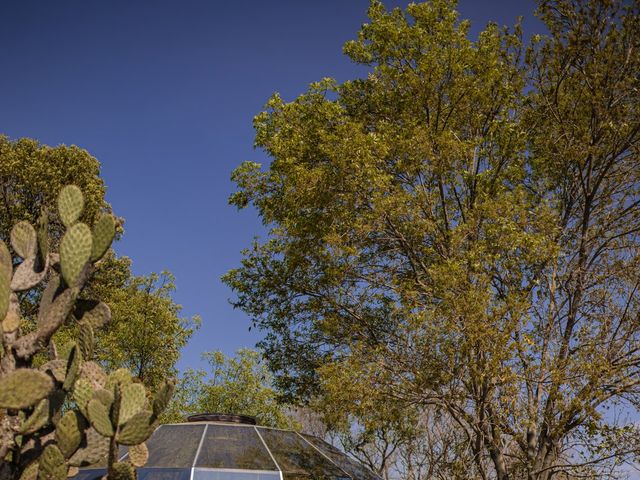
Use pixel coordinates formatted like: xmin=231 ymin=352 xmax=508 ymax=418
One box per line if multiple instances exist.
xmin=0 ymin=0 xmax=541 ymax=371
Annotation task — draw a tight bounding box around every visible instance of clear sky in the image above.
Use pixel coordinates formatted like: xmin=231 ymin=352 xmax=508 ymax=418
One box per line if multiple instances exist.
xmin=0 ymin=0 xmax=542 ymax=372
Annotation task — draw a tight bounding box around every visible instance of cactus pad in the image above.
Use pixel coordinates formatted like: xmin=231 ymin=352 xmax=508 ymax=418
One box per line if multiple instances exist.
xmin=68 ymin=428 xmax=109 ymax=467
xmin=11 ymin=221 xmax=37 ymax=259
xmin=60 ymin=223 xmax=92 ymax=287
xmin=0 ymin=240 xmax=11 ymax=321
xmin=93 ymin=388 xmax=115 ymax=410
xmin=111 ymin=462 xmax=136 ymax=480
xmin=63 ymin=345 xmax=83 ymax=392
xmin=71 ymin=378 xmax=93 ymax=417
xmin=116 ymin=410 xmax=154 ymax=446
xmin=37 ymin=207 xmax=49 ymax=267
xmin=11 ymin=256 xmax=49 ymax=291
xmin=76 ymin=300 xmax=111 ymax=329
xmin=19 ymin=461 xmax=39 ymax=480
xmin=0 ymin=240 xmax=11 ymax=271
xmin=19 ymin=398 xmax=50 ymax=435
xmin=2 ymin=292 xmax=20 ymax=334
xmin=2 ymin=307 xmax=20 ymax=332
xmin=57 ymin=185 xmax=84 ymax=228
xmin=0 ymin=369 xmax=54 ymax=409
xmin=41 ymin=359 xmax=68 ymax=383
xmin=152 ymin=379 xmax=175 ymax=419
xmin=111 ymin=382 xmax=122 ymax=426
xmin=91 ymin=214 xmax=116 ymax=262
xmin=128 ymin=443 xmax=149 ymax=468
xmin=80 ymin=361 xmax=107 ymax=389
xmin=78 ymin=322 xmax=94 ymax=360
xmin=56 ymin=410 xmax=86 ymax=458
xmin=87 ymin=398 xmax=114 ymax=437
xmin=38 ymin=274 xmax=62 ymax=326
xmin=106 ymin=368 xmax=133 ymax=391
xmin=38 ymin=444 xmax=67 ymax=480
xmin=119 ymin=383 xmax=147 ymax=425
xmin=38 ymin=288 xmax=77 ymax=334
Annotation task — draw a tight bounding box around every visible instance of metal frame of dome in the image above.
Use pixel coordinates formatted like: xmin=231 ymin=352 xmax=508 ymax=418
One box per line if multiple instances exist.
xmin=76 ymin=418 xmax=382 ymax=480
xmin=186 ymin=413 xmax=257 ymax=425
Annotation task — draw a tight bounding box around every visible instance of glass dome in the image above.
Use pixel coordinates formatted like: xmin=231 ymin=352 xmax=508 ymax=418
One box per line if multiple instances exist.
xmin=75 ymin=417 xmax=381 ymax=480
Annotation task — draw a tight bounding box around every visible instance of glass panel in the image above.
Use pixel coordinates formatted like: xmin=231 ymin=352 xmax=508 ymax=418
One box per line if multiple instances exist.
xmin=137 ymin=468 xmax=192 ymax=480
xmin=75 ymin=468 xmax=190 ymax=480
xmin=302 ymin=435 xmax=381 ymax=480
xmin=195 ymin=425 xmax=278 ymax=471
xmin=257 ymin=428 xmax=350 ymax=479
xmin=146 ymin=424 xmax=206 ymax=467
xmin=72 ymin=469 xmax=106 ymax=480
xmin=193 ymin=469 xmax=281 ymax=480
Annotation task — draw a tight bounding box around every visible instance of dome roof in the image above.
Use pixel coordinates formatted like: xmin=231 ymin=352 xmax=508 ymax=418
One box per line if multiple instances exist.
xmin=76 ymin=418 xmax=381 ymax=480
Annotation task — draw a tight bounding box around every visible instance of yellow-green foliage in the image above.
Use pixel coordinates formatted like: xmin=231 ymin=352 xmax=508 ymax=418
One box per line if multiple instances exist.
xmin=0 ymin=138 xmax=199 ymax=393
xmin=225 ymin=0 xmax=640 ymax=478
xmin=95 ymin=270 xmax=200 ymax=390
xmin=0 ymin=137 xmax=108 ymax=248
xmin=161 ymin=349 xmax=295 ymax=430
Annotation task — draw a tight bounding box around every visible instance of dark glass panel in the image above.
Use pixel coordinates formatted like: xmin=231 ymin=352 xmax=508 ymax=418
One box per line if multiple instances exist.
xmin=193 ymin=469 xmax=281 ymax=480
xmin=72 ymin=469 xmax=106 ymax=480
xmin=257 ymin=428 xmax=350 ymax=479
xmin=145 ymin=424 xmax=205 ymax=467
xmin=137 ymin=468 xmax=192 ymax=480
xmin=302 ymin=435 xmax=381 ymax=480
xmin=75 ymin=468 xmax=190 ymax=480
xmin=195 ymin=425 xmax=277 ymax=471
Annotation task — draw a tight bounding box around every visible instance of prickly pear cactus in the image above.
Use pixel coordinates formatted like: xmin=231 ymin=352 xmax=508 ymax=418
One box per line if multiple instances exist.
xmin=0 ymin=186 xmax=175 ymax=480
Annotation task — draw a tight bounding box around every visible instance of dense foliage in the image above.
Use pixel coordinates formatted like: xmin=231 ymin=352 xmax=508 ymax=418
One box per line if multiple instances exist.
xmin=90 ymin=269 xmax=199 ymax=389
xmin=225 ymin=0 xmax=640 ymax=478
xmin=162 ymin=349 xmax=295 ymax=429
xmin=0 ymin=136 xmax=198 ymax=390
xmin=0 ymin=136 xmax=107 ymax=245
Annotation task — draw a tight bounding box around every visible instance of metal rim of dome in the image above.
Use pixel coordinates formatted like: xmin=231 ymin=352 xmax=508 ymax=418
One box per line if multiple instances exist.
xmin=186 ymin=412 xmax=257 ymax=425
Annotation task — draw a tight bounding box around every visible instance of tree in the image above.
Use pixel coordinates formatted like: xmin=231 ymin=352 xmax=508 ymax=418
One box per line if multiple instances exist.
xmin=94 ymin=270 xmax=199 ymax=389
xmin=317 ymin=360 xmax=476 ymax=479
xmin=224 ymin=0 xmax=640 ymax=478
xmin=0 ymin=136 xmax=197 ymax=391
xmin=162 ymin=349 xmax=295 ymax=429
xmin=0 ymin=136 xmax=109 ymax=247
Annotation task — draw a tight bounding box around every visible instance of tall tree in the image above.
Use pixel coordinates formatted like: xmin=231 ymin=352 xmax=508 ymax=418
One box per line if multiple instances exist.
xmin=317 ymin=360 xmax=477 ymax=479
xmin=94 ymin=270 xmax=199 ymax=389
xmin=0 ymin=136 xmax=197 ymax=391
xmin=225 ymin=0 xmax=640 ymax=478
xmin=0 ymin=135 xmax=109 ymax=246
xmin=161 ymin=349 xmax=294 ymax=429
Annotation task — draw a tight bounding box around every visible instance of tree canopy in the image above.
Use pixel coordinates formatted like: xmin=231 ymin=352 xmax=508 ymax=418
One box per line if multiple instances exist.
xmin=90 ymin=269 xmax=200 ymax=389
xmin=161 ymin=349 xmax=294 ymax=429
xmin=225 ymin=0 xmax=640 ymax=478
xmin=0 ymin=135 xmax=108 ymax=246
xmin=0 ymin=136 xmax=197 ymax=391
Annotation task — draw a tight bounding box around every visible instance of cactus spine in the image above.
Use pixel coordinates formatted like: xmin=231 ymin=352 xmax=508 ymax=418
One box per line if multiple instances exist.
xmin=0 ymin=186 xmax=174 ymax=480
